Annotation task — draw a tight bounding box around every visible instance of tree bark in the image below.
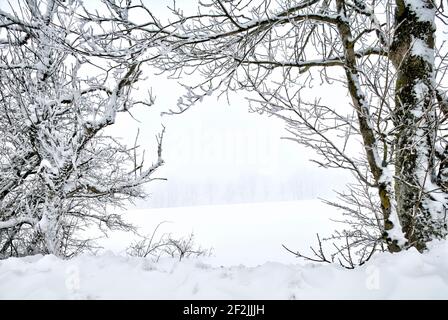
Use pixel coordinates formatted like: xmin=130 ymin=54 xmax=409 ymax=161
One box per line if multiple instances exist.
xmin=390 ymin=0 xmax=446 ymax=251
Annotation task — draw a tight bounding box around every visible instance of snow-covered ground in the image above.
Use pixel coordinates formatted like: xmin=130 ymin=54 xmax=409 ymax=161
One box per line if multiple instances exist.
xmin=1 ymin=200 xmax=448 ymax=299
xmin=1 ymin=240 xmax=448 ymax=299
xmin=98 ymin=200 xmax=341 ymax=267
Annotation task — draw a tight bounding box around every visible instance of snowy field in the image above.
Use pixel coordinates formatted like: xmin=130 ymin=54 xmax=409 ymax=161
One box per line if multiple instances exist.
xmin=1 ymin=0 xmax=447 ymax=303
xmin=1 ymin=200 xmax=448 ymax=299
xmin=98 ymin=200 xmax=340 ymax=267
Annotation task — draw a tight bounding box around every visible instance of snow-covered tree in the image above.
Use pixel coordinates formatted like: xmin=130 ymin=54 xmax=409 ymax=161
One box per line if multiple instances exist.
xmin=0 ymin=0 xmax=164 ymax=258
xmin=110 ymin=0 xmax=448 ymax=254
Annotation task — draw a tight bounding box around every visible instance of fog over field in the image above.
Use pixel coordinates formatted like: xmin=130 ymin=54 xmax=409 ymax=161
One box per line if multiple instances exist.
xmin=107 ymin=68 xmax=350 ymax=208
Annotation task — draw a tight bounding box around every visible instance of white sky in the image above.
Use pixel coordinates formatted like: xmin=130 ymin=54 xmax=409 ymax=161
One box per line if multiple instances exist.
xmin=110 ymin=67 xmax=351 ymax=208
xmin=104 ymin=0 xmax=353 ymax=207
xmin=0 ymin=0 xmax=353 ymax=208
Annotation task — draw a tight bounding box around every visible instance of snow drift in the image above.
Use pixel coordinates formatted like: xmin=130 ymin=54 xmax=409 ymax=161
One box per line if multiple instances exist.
xmin=1 ymin=240 xmax=448 ymax=299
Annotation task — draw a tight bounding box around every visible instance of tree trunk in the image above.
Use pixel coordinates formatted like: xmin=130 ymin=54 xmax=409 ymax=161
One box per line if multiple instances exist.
xmin=391 ymin=0 xmax=447 ymax=251
xmin=336 ymin=0 xmax=405 ymax=252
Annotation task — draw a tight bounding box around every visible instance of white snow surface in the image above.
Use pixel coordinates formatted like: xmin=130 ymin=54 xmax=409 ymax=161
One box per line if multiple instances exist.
xmin=1 ymin=240 xmax=448 ymax=299
xmin=405 ymin=0 xmax=436 ymax=24
xmin=96 ymin=200 xmax=341 ymax=267
xmin=1 ymin=201 xmax=448 ymax=299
